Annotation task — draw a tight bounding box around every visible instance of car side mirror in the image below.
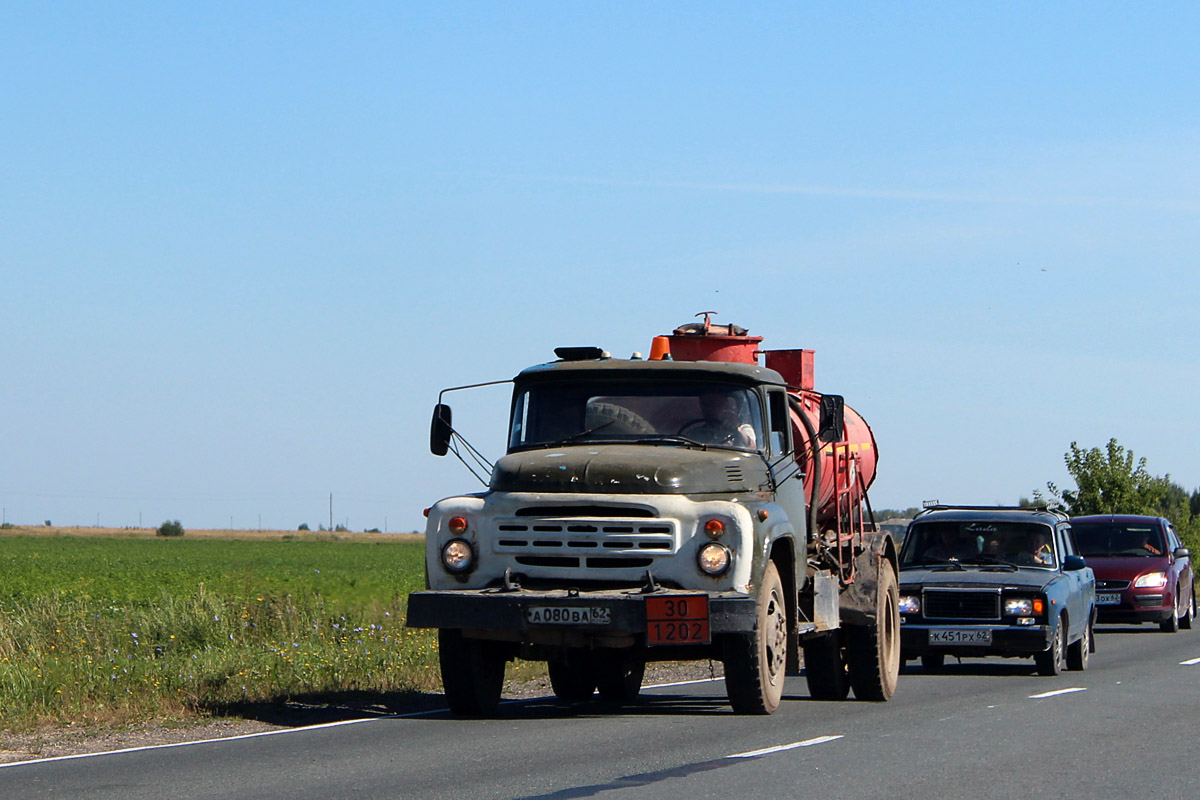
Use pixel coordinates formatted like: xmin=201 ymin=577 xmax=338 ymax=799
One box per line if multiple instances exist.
xmin=1174 ymin=547 xmax=1190 ymax=559
xmin=817 ymin=395 xmax=844 ymax=443
xmin=430 ymin=403 xmax=453 ymax=456
xmin=1063 ymin=554 xmax=1086 ymax=571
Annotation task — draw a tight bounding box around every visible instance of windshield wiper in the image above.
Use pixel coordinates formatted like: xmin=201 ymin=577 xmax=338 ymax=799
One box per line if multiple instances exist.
xmin=635 ymin=434 xmax=708 ymax=449
xmin=554 ymin=420 xmax=616 ymax=445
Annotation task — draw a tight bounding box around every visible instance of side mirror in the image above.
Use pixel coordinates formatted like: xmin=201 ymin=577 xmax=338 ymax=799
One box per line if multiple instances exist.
xmin=1063 ymin=554 xmax=1087 ymax=572
xmin=430 ymin=404 xmax=453 ymax=456
xmin=817 ymin=395 xmax=844 ymax=443
xmin=1174 ymin=547 xmax=1191 ymax=559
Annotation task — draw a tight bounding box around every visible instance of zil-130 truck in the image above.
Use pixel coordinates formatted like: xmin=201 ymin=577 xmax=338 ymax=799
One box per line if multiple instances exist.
xmin=406 ymin=314 xmax=900 ymax=715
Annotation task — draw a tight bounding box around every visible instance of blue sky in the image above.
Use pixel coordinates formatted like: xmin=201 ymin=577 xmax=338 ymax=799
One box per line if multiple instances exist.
xmin=3 ymin=2 xmax=1198 ymax=531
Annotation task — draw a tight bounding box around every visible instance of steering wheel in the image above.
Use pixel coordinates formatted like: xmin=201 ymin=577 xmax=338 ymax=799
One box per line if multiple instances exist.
xmin=678 ymin=418 xmax=747 ymax=447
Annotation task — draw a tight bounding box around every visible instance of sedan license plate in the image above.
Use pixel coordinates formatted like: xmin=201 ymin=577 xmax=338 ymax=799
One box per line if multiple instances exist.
xmin=527 ymin=606 xmax=611 ymax=625
xmin=928 ymin=628 xmax=992 ymax=645
xmin=1096 ymin=593 xmax=1121 ymax=605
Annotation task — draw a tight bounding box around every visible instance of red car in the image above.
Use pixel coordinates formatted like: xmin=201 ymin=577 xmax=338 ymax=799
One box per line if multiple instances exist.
xmin=1070 ymin=515 xmax=1195 ymax=632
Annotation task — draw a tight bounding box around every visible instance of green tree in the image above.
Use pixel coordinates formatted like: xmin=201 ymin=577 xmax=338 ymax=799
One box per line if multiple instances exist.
xmin=1044 ymin=439 xmax=1198 ymax=551
xmin=1048 ymin=439 xmax=1170 ymax=515
xmin=156 ymin=519 xmax=185 ymax=537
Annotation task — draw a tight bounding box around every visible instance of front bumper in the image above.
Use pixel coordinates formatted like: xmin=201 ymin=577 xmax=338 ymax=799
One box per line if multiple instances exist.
xmin=406 ymin=588 xmax=758 ymax=641
xmin=900 ymin=622 xmax=1052 ymax=659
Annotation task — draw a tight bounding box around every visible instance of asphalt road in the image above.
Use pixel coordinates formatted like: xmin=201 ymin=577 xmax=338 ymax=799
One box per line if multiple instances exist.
xmin=3 ymin=624 xmax=1197 ymax=800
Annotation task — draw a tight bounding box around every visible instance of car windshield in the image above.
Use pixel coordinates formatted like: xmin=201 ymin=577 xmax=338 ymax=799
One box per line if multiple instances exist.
xmin=508 ymin=380 xmax=764 ymax=452
xmin=900 ymin=520 xmax=1058 ymax=569
xmin=1071 ymin=523 xmax=1166 ymax=558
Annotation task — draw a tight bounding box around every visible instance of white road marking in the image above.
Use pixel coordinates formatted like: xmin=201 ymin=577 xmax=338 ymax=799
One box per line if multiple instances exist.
xmin=0 ymin=675 xmax=724 ymax=769
xmin=728 ymin=735 xmax=844 ymax=758
xmin=0 ymin=717 xmax=379 ymax=769
xmin=1028 ymin=687 xmax=1088 ymax=699
xmin=1181 ymin=657 xmax=1200 ymax=666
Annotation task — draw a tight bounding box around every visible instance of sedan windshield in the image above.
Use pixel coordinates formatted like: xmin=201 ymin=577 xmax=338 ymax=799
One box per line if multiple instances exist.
xmin=900 ymin=521 xmax=1058 ymax=569
xmin=509 ymin=381 xmax=764 ymax=453
xmin=1071 ymin=523 xmax=1166 ymax=558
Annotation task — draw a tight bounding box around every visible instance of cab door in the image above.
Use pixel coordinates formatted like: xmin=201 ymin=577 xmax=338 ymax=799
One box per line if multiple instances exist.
xmin=766 ymin=388 xmax=808 ymax=534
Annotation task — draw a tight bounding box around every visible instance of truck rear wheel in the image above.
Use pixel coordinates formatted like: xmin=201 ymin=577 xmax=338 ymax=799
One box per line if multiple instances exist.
xmin=548 ymin=649 xmax=598 ymax=702
xmin=846 ymin=560 xmax=900 ymax=701
xmin=723 ymin=561 xmax=788 ymax=714
xmin=803 ymin=632 xmax=850 ymax=700
xmin=438 ymin=629 xmax=507 ymax=716
xmin=595 ymin=652 xmax=645 ymax=703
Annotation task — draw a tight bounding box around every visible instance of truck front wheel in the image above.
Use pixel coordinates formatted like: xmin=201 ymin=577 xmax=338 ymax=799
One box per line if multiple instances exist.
xmin=723 ymin=561 xmax=788 ymax=714
xmin=439 ymin=629 xmax=507 ymax=716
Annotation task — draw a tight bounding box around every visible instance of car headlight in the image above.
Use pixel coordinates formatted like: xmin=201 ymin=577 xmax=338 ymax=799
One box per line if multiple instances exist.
xmin=1004 ymin=598 xmax=1034 ymax=616
xmin=1134 ymin=571 xmax=1167 ymax=589
xmin=441 ymin=538 xmax=475 ymax=574
xmin=697 ymin=542 xmax=732 ymax=576
xmin=898 ymin=594 xmax=921 ymax=614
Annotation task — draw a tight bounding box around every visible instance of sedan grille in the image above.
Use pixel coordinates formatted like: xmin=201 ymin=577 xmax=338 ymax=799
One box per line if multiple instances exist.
xmin=923 ymin=589 xmax=1001 ymax=621
xmin=1095 ymin=579 xmax=1130 ymax=591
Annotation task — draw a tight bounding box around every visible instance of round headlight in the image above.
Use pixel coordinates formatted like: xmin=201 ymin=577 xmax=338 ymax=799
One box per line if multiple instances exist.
xmin=697 ymin=542 xmax=731 ymax=576
xmin=441 ymin=538 xmax=475 ymax=574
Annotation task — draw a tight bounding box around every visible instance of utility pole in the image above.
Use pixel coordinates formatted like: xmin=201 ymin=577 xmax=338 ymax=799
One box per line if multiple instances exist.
xmin=329 ymin=493 xmax=333 ymax=532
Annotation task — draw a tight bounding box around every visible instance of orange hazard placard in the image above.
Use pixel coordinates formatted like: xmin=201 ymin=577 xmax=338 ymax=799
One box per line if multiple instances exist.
xmin=645 ymin=595 xmax=710 ymax=645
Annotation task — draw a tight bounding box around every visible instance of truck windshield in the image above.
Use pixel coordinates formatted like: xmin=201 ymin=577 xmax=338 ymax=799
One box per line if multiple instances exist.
xmin=900 ymin=521 xmax=1058 ymax=569
xmin=509 ymin=381 xmax=764 ymax=452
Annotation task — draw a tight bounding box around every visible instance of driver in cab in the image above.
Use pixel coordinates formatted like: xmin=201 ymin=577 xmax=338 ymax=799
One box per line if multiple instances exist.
xmin=688 ymin=390 xmax=758 ymax=449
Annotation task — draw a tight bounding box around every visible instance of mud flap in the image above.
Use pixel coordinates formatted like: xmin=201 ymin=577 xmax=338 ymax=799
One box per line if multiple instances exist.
xmin=812 ymin=570 xmax=839 ymax=631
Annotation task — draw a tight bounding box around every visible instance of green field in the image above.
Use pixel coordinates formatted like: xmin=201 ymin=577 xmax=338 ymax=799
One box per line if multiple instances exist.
xmin=0 ymin=533 xmax=442 ymax=731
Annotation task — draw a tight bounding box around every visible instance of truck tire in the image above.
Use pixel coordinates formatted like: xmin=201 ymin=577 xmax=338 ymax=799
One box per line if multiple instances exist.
xmin=548 ymin=649 xmax=598 ymax=702
xmin=595 ymin=652 xmax=646 ymax=703
xmin=846 ymin=560 xmax=900 ymax=701
xmin=723 ymin=561 xmax=788 ymax=714
xmin=438 ymin=629 xmax=506 ymax=716
xmin=1035 ymin=614 xmax=1067 ymax=676
xmin=803 ymin=632 xmax=850 ymax=700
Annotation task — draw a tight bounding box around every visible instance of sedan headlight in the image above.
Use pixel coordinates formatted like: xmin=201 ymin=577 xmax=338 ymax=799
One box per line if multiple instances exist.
xmin=697 ymin=542 xmax=732 ymax=576
xmin=1134 ymin=571 xmax=1168 ymax=589
xmin=1004 ymin=598 xmax=1034 ymax=616
xmin=898 ymin=594 xmax=921 ymax=614
xmin=441 ymin=538 xmax=475 ymax=574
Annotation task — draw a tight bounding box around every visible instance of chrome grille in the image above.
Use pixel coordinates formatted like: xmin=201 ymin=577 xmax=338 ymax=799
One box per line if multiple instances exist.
xmin=923 ymin=589 xmax=1001 ymax=620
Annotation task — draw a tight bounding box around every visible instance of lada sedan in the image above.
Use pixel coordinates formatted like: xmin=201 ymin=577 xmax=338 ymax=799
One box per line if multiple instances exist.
xmin=1070 ymin=514 xmax=1195 ymax=632
xmin=898 ymin=506 xmax=1096 ymax=675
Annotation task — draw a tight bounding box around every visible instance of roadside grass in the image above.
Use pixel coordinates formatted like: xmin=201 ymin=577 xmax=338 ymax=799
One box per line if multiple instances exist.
xmin=0 ymin=534 xmax=457 ymax=732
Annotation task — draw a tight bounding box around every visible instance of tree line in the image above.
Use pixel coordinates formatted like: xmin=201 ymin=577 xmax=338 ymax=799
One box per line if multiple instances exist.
xmin=874 ymin=438 xmax=1198 ymax=551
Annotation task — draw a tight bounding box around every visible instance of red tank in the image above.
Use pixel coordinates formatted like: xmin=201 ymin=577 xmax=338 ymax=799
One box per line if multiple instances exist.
xmin=664 ymin=314 xmax=877 ymax=527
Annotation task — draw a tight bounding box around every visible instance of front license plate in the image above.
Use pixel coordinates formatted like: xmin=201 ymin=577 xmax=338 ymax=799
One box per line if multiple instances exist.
xmin=646 ymin=595 xmax=710 ymax=645
xmin=928 ymin=628 xmax=992 ymax=645
xmin=527 ymin=606 xmax=611 ymax=625
xmin=1095 ymin=593 xmax=1121 ymax=605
